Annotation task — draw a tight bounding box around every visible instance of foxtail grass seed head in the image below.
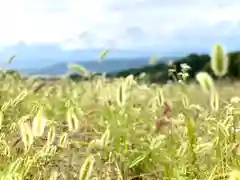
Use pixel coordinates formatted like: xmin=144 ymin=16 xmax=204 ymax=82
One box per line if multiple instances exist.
xmin=210 ymin=91 xmax=219 ymax=112
xmin=79 ymin=155 xmax=95 ymax=180
xmin=50 ymin=171 xmax=58 ymax=180
xmin=47 ymin=126 xmax=56 ymax=145
xmin=157 ymin=89 xmax=165 ymax=106
xmin=116 ymin=83 xmax=126 ymax=107
xmin=211 ymin=44 xmax=229 ymax=77
xmin=87 ymin=139 xmax=104 ymax=152
xmin=66 ymin=108 xmax=79 ymax=132
xmin=0 ymin=111 xmax=3 ymax=129
xmin=1 ymin=101 xmax=11 ymax=112
xmin=7 ymin=157 xmax=23 ymax=174
xmin=233 ymin=143 xmax=240 ymax=156
xmin=228 ymin=169 xmax=240 ymax=180
xmin=59 ymin=132 xmax=68 ymax=148
xmin=7 ymin=173 xmax=22 ymax=180
xmin=182 ymin=94 xmax=189 ymax=108
xmin=150 ymin=135 xmax=166 ymax=150
xmin=196 ymin=72 xmax=215 ymax=94
xmin=125 ymin=74 xmax=134 ymax=86
xmin=0 ymin=140 xmax=10 ymax=157
xmin=138 ymin=72 xmax=146 ymax=79
xmin=21 ymin=157 xmax=34 ymax=177
xmin=3 ymin=143 xmax=11 ymax=157
xmin=100 ymin=129 xmax=110 ymax=148
xmin=40 ymin=144 xmax=57 ymax=157
xmin=32 ymin=109 xmax=47 ymax=137
xmin=19 ymin=122 xmax=34 ymax=151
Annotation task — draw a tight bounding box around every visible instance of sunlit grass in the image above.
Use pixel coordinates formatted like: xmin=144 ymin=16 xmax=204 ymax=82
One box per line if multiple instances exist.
xmin=0 ymin=72 xmax=239 ymax=179
xmin=0 ymin=44 xmax=239 ymax=179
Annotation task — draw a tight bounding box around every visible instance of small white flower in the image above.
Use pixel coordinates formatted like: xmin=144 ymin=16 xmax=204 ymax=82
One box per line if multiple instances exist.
xmin=180 ymin=63 xmax=191 ymax=70
xmin=231 ymin=96 xmax=240 ymax=104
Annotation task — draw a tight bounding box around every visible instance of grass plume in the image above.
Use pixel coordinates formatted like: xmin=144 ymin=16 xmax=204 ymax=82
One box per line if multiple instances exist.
xmin=0 ymin=44 xmax=238 ymax=179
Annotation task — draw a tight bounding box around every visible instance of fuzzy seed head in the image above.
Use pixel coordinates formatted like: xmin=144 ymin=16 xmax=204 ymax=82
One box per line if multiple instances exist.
xmin=47 ymin=126 xmax=56 ymax=145
xmin=87 ymin=139 xmax=104 ymax=152
xmin=211 ymin=44 xmax=229 ymax=77
xmin=79 ymin=155 xmax=95 ymax=180
xmin=116 ymin=83 xmax=126 ymax=107
xmin=182 ymin=94 xmax=189 ymax=108
xmin=210 ymin=91 xmax=219 ymax=112
xmin=19 ymin=122 xmax=34 ymax=150
xmin=66 ymin=108 xmax=79 ymax=132
xmin=228 ymin=169 xmax=240 ymax=180
xmin=196 ymin=72 xmax=215 ymax=94
xmin=150 ymin=135 xmax=166 ymax=150
xmin=59 ymin=132 xmax=68 ymax=148
xmin=100 ymin=129 xmax=110 ymax=148
xmin=157 ymin=89 xmax=165 ymax=106
xmin=0 ymin=111 xmax=3 ymax=129
xmin=50 ymin=171 xmax=58 ymax=180
xmin=32 ymin=109 xmax=47 ymax=137
xmin=8 ymin=157 xmax=23 ymax=174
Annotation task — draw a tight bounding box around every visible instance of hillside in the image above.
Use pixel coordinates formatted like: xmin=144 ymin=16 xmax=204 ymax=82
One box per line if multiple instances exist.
xmin=19 ymin=57 xmax=174 ymax=76
xmin=106 ymin=51 xmax=240 ymax=83
xmin=3 ymin=51 xmax=240 ymax=84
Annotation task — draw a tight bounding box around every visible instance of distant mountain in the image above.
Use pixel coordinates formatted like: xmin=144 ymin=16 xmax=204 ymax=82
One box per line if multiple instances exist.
xmin=20 ymin=57 xmax=176 ymax=76
xmin=0 ymin=42 xmax=173 ymax=70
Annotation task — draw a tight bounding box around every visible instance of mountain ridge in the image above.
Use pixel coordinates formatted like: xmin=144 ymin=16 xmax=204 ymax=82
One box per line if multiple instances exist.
xmin=20 ymin=56 xmax=176 ymax=76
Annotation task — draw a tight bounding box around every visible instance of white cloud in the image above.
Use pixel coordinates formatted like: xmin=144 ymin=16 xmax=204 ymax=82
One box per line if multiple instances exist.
xmin=0 ymin=0 xmax=240 ymax=50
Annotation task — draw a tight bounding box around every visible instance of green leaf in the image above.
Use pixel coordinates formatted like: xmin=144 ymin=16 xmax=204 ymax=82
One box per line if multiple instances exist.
xmin=8 ymin=55 xmax=16 ymax=64
xmin=183 ymin=112 xmax=197 ymax=146
xmin=100 ymin=50 xmax=110 ymax=62
xmin=149 ymin=56 xmax=158 ymax=65
xmin=129 ymin=153 xmax=148 ymax=168
xmin=69 ymin=64 xmax=90 ymax=77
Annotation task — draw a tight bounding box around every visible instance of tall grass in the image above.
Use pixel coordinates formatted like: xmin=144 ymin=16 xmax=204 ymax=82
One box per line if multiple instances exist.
xmin=0 ymin=44 xmax=239 ymax=179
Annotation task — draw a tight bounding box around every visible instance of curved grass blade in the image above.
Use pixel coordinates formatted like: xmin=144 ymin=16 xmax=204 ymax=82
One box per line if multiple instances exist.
xmin=100 ymin=50 xmax=110 ymax=62
xmin=8 ymin=55 xmax=16 ymax=64
xmin=79 ymin=155 xmax=95 ymax=180
xmin=69 ymin=64 xmax=90 ymax=77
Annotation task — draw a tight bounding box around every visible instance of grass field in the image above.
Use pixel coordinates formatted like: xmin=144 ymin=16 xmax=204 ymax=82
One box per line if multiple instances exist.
xmin=0 ymin=72 xmax=239 ymax=180
xmin=0 ymin=44 xmax=240 ymax=180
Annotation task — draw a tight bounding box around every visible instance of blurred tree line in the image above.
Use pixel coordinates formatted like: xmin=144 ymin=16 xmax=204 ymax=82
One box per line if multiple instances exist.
xmin=108 ymin=51 xmax=240 ymax=83
xmin=3 ymin=51 xmax=240 ymax=84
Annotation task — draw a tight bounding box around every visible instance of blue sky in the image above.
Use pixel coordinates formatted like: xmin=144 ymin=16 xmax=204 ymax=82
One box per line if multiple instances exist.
xmin=0 ymin=0 xmax=240 ymax=53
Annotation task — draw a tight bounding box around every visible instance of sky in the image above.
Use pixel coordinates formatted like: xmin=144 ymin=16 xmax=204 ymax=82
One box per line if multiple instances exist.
xmin=1 ymin=0 xmax=240 ymax=53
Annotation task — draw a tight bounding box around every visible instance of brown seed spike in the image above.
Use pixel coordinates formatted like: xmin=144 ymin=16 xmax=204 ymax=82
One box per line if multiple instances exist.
xmin=163 ymin=101 xmax=172 ymax=117
xmin=155 ymin=101 xmax=172 ymax=133
xmin=155 ymin=117 xmax=171 ymax=132
xmin=31 ymin=81 xmax=46 ymax=93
